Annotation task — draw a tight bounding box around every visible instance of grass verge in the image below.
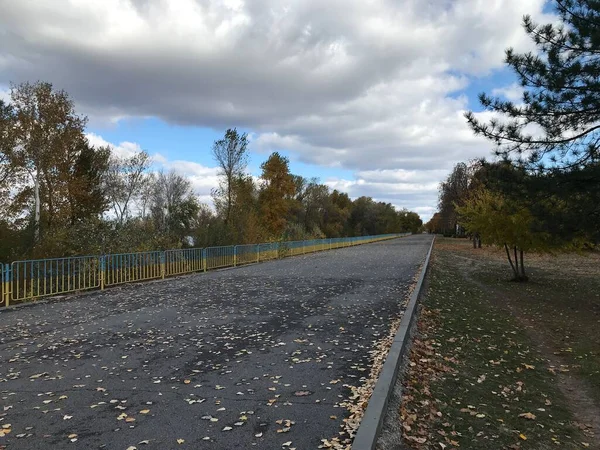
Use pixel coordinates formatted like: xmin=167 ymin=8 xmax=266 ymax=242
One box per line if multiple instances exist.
xmin=399 ymin=238 xmax=599 ymax=449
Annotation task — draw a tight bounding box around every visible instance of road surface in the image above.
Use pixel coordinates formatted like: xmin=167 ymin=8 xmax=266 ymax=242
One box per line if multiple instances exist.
xmin=0 ymin=235 xmax=433 ymax=449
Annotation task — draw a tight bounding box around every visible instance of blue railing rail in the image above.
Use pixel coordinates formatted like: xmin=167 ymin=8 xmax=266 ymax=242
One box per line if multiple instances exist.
xmin=0 ymin=233 xmax=410 ymax=306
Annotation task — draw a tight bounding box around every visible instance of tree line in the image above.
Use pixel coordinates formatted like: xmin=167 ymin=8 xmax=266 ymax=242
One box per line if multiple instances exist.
xmin=0 ymin=82 xmax=422 ymax=262
xmin=426 ymin=0 xmax=600 ymax=281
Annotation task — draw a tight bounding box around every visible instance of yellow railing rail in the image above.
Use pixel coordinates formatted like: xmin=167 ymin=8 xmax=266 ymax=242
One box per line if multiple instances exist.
xmin=0 ymin=233 xmax=410 ymax=306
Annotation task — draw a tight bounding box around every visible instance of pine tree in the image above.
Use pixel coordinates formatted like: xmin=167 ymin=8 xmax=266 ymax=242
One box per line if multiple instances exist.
xmin=466 ymin=0 xmax=600 ymax=170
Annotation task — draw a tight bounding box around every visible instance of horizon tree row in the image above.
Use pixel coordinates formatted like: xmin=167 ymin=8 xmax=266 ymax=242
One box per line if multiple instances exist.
xmin=0 ymin=82 xmax=422 ymax=262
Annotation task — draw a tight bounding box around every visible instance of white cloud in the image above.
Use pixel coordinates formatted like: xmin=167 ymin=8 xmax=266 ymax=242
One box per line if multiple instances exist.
xmin=492 ymin=83 xmax=525 ymax=103
xmin=325 ymin=168 xmax=443 ymax=221
xmin=162 ymin=160 xmax=220 ymax=199
xmin=0 ymin=0 xmax=557 ymax=220
xmin=87 ymin=133 xmax=220 ymax=204
xmin=85 ymin=132 xmax=145 ymax=159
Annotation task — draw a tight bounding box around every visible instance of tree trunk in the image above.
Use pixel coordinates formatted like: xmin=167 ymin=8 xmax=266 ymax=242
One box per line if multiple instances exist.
xmin=33 ymin=174 xmax=40 ymax=244
xmin=519 ymin=249 xmax=527 ymax=281
xmin=225 ymin=173 xmax=232 ymax=226
xmin=504 ymin=243 xmax=518 ymax=279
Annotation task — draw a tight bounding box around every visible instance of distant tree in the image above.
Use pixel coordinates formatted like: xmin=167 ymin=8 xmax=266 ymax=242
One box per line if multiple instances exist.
xmin=302 ymin=180 xmax=330 ymax=232
xmin=324 ymin=190 xmax=352 ymax=237
xmin=2 ymin=81 xmax=89 ymax=244
xmin=399 ymin=209 xmax=423 ymax=234
xmin=0 ymin=100 xmax=20 ymax=223
xmin=193 ymin=204 xmax=221 ymax=248
xmin=424 ymin=212 xmax=443 ymax=234
xmin=149 ymin=171 xmax=200 ymax=244
xmin=259 ymin=152 xmax=296 ymax=237
xmin=104 ymin=150 xmax=151 ymax=225
xmin=465 ymin=0 xmax=600 ymax=170
xmin=0 ymin=100 xmax=17 ymax=189
xmin=348 ymin=197 xmax=379 ymax=235
xmin=211 ymin=128 xmax=249 ymax=225
xmin=228 ymin=175 xmax=262 ymax=244
xmin=438 ymin=162 xmax=472 ymax=235
xmin=68 ymin=141 xmax=110 ymax=224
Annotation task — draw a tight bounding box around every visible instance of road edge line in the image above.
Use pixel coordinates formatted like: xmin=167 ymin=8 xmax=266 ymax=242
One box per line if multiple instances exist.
xmin=351 ymin=235 xmax=435 ymax=450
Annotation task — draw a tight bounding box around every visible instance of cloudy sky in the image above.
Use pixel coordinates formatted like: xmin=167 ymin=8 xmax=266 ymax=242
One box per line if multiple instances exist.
xmin=0 ymin=0 xmax=555 ymax=221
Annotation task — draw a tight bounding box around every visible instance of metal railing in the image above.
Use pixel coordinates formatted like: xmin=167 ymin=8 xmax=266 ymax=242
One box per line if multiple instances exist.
xmin=235 ymin=244 xmax=259 ymax=266
xmin=165 ymin=248 xmax=204 ymax=276
xmin=104 ymin=251 xmax=163 ymax=287
xmin=11 ymin=256 xmax=101 ymax=302
xmin=205 ymin=246 xmax=235 ymax=271
xmin=0 ymin=233 xmax=409 ymax=307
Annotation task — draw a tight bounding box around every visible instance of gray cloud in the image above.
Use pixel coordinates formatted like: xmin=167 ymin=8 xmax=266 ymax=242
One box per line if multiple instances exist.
xmin=0 ymin=0 xmax=553 ymax=221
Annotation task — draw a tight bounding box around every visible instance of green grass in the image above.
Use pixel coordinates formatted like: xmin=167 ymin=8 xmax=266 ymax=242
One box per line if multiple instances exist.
xmin=400 ymin=240 xmax=596 ymax=449
xmin=474 ymin=263 xmax=600 ymax=406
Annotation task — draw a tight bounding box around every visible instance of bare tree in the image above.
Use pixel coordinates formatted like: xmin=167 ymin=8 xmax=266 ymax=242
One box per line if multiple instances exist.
xmin=149 ymin=170 xmax=196 ymax=234
xmin=139 ymin=172 xmax=156 ymax=219
xmin=211 ymin=128 xmax=249 ymax=225
xmin=104 ymin=151 xmax=151 ymax=225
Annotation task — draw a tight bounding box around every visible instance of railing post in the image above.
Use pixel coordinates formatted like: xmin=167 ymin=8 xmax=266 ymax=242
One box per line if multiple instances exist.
xmin=100 ymin=256 xmax=105 ymax=290
xmin=160 ymin=252 xmax=165 ymax=279
xmin=2 ymin=265 xmax=8 ymax=307
xmin=6 ymin=265 xmax=11 ymax=308
xmin=256 ymin=244 xmax=260 ymax=263
xmin=234 ymin=246 xmax=237 ymax=267
xmin=203 ymin=248 xmax=207 ymax=272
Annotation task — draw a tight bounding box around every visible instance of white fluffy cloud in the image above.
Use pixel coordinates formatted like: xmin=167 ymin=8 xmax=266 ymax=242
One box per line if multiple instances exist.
xmin=0 ymin=0 xmax=555 ymax=221
xmin=85 ymin=133 xmax=145 ymax=159
xmin=85 ymin=132 xmax=219 ymax=204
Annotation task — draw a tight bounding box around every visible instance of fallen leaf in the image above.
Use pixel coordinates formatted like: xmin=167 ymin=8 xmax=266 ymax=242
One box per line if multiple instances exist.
xmin=294 ymin=391 xmax=311 ymax=396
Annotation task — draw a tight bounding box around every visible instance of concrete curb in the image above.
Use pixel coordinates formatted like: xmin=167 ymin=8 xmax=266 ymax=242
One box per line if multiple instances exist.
xmin=351 ymin=235 xmax=435 ymax=450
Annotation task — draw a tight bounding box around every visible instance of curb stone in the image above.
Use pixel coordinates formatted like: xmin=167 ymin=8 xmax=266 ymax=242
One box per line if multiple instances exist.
xmin=351 ymin=235 xmax=435 ymax=450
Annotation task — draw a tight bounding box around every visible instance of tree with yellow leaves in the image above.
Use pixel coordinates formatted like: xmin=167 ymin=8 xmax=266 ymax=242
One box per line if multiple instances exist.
xmin=259 ymin=152 xmax=296 ymax=237
xmin=456 ymin=189 xmax=550 ymax=282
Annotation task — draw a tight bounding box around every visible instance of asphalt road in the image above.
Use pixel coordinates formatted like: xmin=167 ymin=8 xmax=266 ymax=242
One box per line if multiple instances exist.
xmin=0 ymin=235 xmax=433 ymax=450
